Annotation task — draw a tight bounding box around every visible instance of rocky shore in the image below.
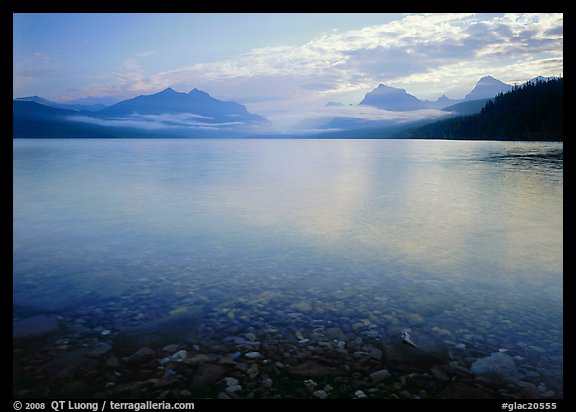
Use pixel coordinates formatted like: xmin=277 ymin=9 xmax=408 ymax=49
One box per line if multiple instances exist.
xmin=13 ymin=275 xmax=563 ymax=399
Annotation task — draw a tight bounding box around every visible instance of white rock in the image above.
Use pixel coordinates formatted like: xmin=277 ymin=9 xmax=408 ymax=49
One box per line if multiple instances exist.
xmin=354 ymin=390 xmax=368 ymax=399
xmin=171 ymin=350 xmax=188 ymax=362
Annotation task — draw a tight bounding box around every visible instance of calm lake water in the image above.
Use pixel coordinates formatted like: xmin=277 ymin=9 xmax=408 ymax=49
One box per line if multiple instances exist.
xmin=13 ymin=138 xmax=563 ymax=397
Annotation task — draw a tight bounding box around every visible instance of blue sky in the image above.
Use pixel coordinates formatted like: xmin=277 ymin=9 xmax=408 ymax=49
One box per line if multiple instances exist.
xmin=13 ymin=13 xmax=563 ymax=129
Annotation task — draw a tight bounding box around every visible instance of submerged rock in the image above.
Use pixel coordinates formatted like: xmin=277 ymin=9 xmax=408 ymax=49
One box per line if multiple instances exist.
xmin=86 ymin=343 xmax=112 ymax=358
xmin=13 ymin=315 xmax=60 ymax=338
xmin=369 ymin=369 xmax=391 ymax=382
xmin=288 ymin=360 xmax=342 ymax=377
xmin=112 ymin=308 xmax=202 ymax=355
xmin=384 ymin=328 xmax=450 ymax=370
xmin=190 ymin=364 xmax=230 ymax=389
xmin=124 ymin=347 xmax=156 ymax=364
xmin=470 ymin=352 xmax=520 ymax=383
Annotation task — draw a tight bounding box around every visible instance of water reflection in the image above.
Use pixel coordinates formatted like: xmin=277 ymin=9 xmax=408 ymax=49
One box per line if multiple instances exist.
xmin=14 ymin=139 xmax=562 ymax=290
xmin=13 ymin=138 xmax=563 ymax=396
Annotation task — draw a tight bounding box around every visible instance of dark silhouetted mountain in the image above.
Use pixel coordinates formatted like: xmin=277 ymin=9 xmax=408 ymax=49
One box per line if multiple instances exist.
xmin=15 ymin=96 xmax=107 ymax=112
xmin=98 ymin=87 xmax=269 ymax=126
xmin=14 ymin=88 xmax=273 ymax=138
xmin=394 ymin=78 xmax=563 ymax=141
xmin=359 ymin=84 xmax=428 ymax=111
xmin=465 ymin=76 xmax=513 ymax=100
xmin=424 ymin=94 xmax=460 ymax=109
xmin=14 ymin=100 xmax=77 ymax=118
xmin=442 ymin=98 xmax=490 ymax=115
xmin=64 ymin=95 xmax=121 ymax=107
xmin=13 ymin=101 xmax=114 ymax=138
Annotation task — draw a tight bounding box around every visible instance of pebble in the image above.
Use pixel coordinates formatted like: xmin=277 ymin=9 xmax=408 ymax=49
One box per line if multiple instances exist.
xmin=369 ymin=347 xmax=383 ymax=360
xmin=163 ymin=344 xmax=179 ymax=352
xmin=225 ymin=385 xmax=242 ymax=393
xmin=13 ymin=260 xmax=563 ymax=400
xmin=430 ymin=366 xmax=450 ymax=381
xmin=369 ymin=369 xmax=391 ymax=382
xmin=304 ymin=379 xmax=318 ymax=392
xmin=171 ymin=350 xmax=188 ymax=363
xmin=222 ymin=377 xmax=239 ymax=387
xmin=407 ymin=313 xmax=424 ymax=325
xmin=354 ymin=390 xmax=368 ymax=399
xmin=262 ymin=378 xmax=273 ymax=389
xmin=124 ymin=347 xmax=156 ymax=364
xmin=293 ymin=302 xmax=312 ymax=312
xmin=105 ymin=356 xmax=120 ymax=368
xmin=312 ymin=390 xmax=328 ymax=399
xmin=245 ymin=332 xmax=257 ymax=341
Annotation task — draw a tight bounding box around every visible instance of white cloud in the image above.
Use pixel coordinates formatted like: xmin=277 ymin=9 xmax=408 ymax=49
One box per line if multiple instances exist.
xmin=67 ymin=113 xmax=245 ymax=131
xmin=54 ymin=13 xmax=563 ymax=130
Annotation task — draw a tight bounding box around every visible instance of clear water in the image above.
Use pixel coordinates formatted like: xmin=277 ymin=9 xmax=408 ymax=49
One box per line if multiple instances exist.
xmin=13 ymin=138 xmax=563 ymax=394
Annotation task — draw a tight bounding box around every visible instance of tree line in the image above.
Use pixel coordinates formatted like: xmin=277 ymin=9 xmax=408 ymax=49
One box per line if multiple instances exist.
xmin=393 ymin=78 xmax=563 ymax=141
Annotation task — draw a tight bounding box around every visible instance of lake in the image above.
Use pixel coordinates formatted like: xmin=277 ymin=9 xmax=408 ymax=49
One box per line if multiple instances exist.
xmin=13 ymin=138 xmax=563 ymax=399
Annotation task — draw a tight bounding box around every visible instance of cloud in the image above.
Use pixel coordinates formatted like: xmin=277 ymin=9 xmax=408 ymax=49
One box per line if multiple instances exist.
xmin=68 ymin=113 xmax=245 ymax=131
xmin=13 ymin=52 xmax=60 ymax=79
xmin=32 ymin=13 xmax=562 ymax=130
xmin=143 ymin=13 xmax=562 ymax=106
xmin=312 ymin=105 xmax=450 ymax=123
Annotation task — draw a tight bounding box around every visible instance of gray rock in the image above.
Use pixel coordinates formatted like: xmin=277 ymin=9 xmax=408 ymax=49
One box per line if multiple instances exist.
xmin=470 ymin=352 xmax=520 ymax=383
xmin=163 ymin=344 xmax=179 ymax=352
xmin=312 ymin=390 xmax=328 ymax=399
xmin=370 ymin=347 xmax=383 ymax=360
xmin=171 ymin=350 xmax=188 ymax=363
xmin=225 ymin=385 xmax=242 ymax=393
xmin=113 ymin=308 xmax=202 ymax=355
xmin=13 ymin=315 xmax=60 ymax=338
xmin=245 ymin=351 xmax=262 ymax=359
xmin=354 ymin=390 xmax=368 ymax=398
xmin=288 ymin=360 xmax=342 ymax=377
xmin=430 ymin=366 xmax=450 ymax=381
xmin=304 ymin=379 xmax=318 ymax=392
xmin=517 ymin=381 xmax=541 ymax=398
xmin=86 ymin=342 xmax=112 ymax=358
xmin=190 ymin=364 xmax=230 ymax=389
xmin=326 ymin=327 xmax=346 ymax=341
xmin=124 ymin=347 xmax=156 ymax=364
xmin=221 ymin=377 xmax=239 ymax=387
xmin=369 ymin=369 xmax=391 ymax=382
xmin=105 ymin=356 xmax=120 ymax=368
xmin=262 ymin=378 xmax=273 ymax=389
xmin=384 ymin=328 xmax=450 ymax=369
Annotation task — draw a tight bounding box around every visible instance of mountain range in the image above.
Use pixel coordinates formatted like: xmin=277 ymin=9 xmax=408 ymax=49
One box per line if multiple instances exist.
xmin=13 ymin=75 xmax=557 ymax=139
xmin=392 ymin=77 xmax=562 ymax=141
xmin=14 ymin=88 xmax=273 ymax=138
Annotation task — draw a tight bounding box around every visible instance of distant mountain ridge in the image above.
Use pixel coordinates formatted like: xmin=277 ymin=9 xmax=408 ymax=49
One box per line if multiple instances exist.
xmin=392 ymin=78 xmax=563 ymax=141
xmin=464 ymin=76 xmax=513 ymax=100
xmin=14 ymin=75 xmax=560 ymax=139
xmin=99 ymin=87 xmax=269 ymax=125
xmin=14 ymin=87 xmax=272 ymax=138
xmin=359 ymin=83 xmax=428 ymax=111
xmin=15 ymin=96 xmax=107 ymax=112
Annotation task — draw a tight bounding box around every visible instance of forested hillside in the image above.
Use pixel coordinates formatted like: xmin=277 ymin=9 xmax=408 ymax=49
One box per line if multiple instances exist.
xmin=394 ymin=78 xmax=563 ymax=141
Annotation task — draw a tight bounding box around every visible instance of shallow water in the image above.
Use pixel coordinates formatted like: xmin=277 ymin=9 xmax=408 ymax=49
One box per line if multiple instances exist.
xmin=13 ymin=138 xmax=563 ymax=398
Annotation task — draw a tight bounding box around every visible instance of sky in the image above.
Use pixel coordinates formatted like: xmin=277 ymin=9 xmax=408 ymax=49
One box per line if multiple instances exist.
xmin=13 ymin=13 xmax=563 ymax=130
